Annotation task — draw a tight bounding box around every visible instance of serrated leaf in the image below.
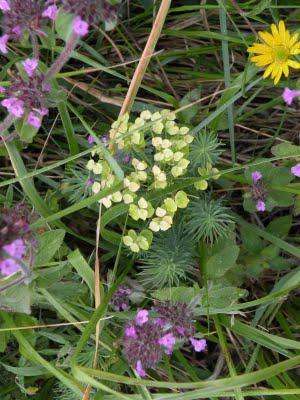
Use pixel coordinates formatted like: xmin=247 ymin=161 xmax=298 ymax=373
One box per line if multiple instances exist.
xmin=35 ymin=229 xmax=65 ymax=265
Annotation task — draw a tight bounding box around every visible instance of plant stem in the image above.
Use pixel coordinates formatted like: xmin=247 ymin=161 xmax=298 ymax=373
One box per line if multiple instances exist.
xmin=0 ymin=114 xmax=16 ymax=135
xmin=44 ymin=31 xmax=79 ymax=82
xmin=118 ymin=0 xmax=172 ymax=117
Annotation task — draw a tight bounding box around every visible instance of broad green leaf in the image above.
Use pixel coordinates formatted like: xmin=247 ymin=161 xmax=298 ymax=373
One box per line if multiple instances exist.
xmin=68 ymin=249 xmax=95 ymax=295
xmin=271 ymin=143 xmax=300 ymax=157
xmin=206 ymin=245 xmax=240 ymax=279
xmin=35 ymin=229 xmax=66 ymax=265
xmin=0 ymin=285 xmax=31 ymax=314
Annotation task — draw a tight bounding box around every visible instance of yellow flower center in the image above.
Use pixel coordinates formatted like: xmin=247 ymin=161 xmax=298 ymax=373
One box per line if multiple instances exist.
xmin=273 ymin=45 xmax=289 ymax=63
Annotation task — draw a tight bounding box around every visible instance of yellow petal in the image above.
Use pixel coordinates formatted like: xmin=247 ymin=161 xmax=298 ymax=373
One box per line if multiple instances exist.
xmin=278 ymin=21 xmax=286 ymax=37
xmin=271 ymin=63 xmax=280 ymax=79
xmin=258 ymin=31 xmax=275 ymax=47
xmin=287 ymin=59 xmax=300 ymax=69
xmin=289 ymin=33 xmax=299 ymax=47
xmin=271 ymin=24 xmax=279 ymax=36
xmin=263 ymin=63 xmax=274 ymax=78
xmin=282 ymin=63 xmax=289 ymax=77
xmin=273 ymin=67 xmax=282 ymax=85
xmin=247 ymin=43 xmax=272 ymax=54
xmin=251 ymin=54 xmax=272 ymax=66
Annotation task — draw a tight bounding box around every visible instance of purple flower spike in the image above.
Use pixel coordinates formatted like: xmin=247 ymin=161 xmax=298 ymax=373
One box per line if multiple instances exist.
xmin=291 ymin=163 xmax=300 ymax=177
xmin=256 ymin=200 xmax=266 ymax=212
xmin=190 ymin=338 xmax=207 ymax=352
xmin=136 ymin=310 xmax=149 ymax=326
xmin=125 ymin=325 xmax=137 ymax=338
xmin=136 ymin=360 xmax=146 ymax=378
xmin=1 ymin=97 xmax=24 ymax=117
xmin=72 ymin=16 xmax=89 ymax=36
xmin=251 ymin=171 xmax=262 ymax=184
xmin=158 ymin=333 xmax=176 ymax=354
xmin=22 ymin=58 xmax=38 ymax=77
xmin=42 ymin=4 xmax=58 ymax=20
xmin=0 ymin=34 xmax=9 ymax=53
xmin=27 ymin=112 xmax=41 ymax=129
xmin=282 ymin=88 xmax=300 ymax=106
xmin=0 ymin=0 xmax=10 ymax=11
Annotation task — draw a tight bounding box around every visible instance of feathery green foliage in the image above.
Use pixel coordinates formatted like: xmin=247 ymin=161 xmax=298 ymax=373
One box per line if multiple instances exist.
xmin=189 ymin=130 xmax=223 ymax=169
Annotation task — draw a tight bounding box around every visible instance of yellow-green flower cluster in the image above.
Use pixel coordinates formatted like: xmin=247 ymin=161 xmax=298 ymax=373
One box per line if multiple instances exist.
xmin=123 ymin=229 xmax=153 ymax=253
xmin=86 ymin=110 xmax=195 ymax=253
xmin=149 ymin=191 xmax=189 ymax=232
xmin=194 ymin=163 xmax=221 ymax=191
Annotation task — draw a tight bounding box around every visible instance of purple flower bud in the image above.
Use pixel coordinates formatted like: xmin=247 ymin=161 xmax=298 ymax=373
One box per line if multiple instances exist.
xmin=0 ymin=34 xmax=9 ymax=53
xmin=42 ymin=4 xmax=58 ymax=20
xmin=0 ymin=0 xmax=10 ymax=11
xmin=291 ymin=163 xmax=300 ymax=177
xmin=190 ymin=338 xmax=207 ymax=352
xmin=1 ymin=97 xmax=24 ymax=117
xmin=158 ymin=333 xmax=176 ymax=354
xmin=256 ymin=200 xmax=266 ymax=212
xmin=251 ymin=171 xmax=262 ymax=184
xmin=282 ymin=87 xmax=300 ymax=106
xmin=0 ymin=238 xmax=26 ymax=276
xmin=125 ymin=325 xmax=137 ymax=338
xmin=72 ymin=16 xmax=89 ymax=36
xmin=135 ymin=310 xmax=149 ymax=326
xmin=136 ymin=360 xmax=146 ymax=377
xmin=12 ymin=25 xmax=21 ymax=37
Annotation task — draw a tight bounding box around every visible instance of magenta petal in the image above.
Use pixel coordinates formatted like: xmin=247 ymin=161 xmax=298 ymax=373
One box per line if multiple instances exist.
xmin=291 ymin=163 xmax=300 ymax=177
xmin=190 ymin=338 xmax=207 ymax=352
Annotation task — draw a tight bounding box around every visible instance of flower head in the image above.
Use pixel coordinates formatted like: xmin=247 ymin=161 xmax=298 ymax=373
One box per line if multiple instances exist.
xmin=22 ymin=58 xmax=38 ymax=77
xmin=190 ymin=338 xmax=207 ymax=352
xmin=251 ymin=170 xmax=262 ymax=184
xmin=282 ymin=87 xmax=300 ymax=106
xmin=72 ymin=15 xmax=89 ymax=36
xmin=109 ymin=285 xmax=132 ymax=311
xmin=1 ymin=97 xmax=24 ymax=117
xmin=0 ymin=0 xmax=10 ymax=11
xmin=256 ymin=200 xmax=266 ymax=212
xmin=291 ymin=163 xmax=300 ymax=177
xmin=247 ymin=21 xmax=300 ymax=84
xmin=41 ymin=3 xmax=58 ymax=20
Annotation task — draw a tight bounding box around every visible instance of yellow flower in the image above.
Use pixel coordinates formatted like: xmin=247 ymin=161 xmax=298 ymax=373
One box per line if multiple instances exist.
xmin=247 ymin=20 xmax=300 ymax=84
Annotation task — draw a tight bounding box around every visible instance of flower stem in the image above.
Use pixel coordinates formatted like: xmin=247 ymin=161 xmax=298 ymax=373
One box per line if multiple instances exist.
xmin=0 ymin=114 xmax=16 ymax=136
xmin=43 ymin=31 xmax=79 ymax=82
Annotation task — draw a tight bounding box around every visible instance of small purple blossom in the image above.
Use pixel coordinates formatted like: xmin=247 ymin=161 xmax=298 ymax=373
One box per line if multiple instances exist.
xmin=125 ymin=325 xmax=137 ymax=338
xmin=0 ymin=86 xmax=6 ymax=93
xmin=0 ymin=0 xmax=10 ymax=11
xmin=136 ymin=309 xmax=149 ymax=326
xmin=291 ymin=163 xmax=300 ymax=177
xmin=0 ymin=238 xmax=26 ymax=276
xmin=1 ymin=97 xmax=24 ymax=117
xmin=27 ymin=112 xmax=41 ymax=129
xmin=190 ymin=338 xmax=207 ymax=352
xmin=22 ymin=58 xmax=38 ymax=77
xmin=256 ymin=200 xmax=266 ymax=212
xmin=251 ymin=171 xmax=262 ymax=184
xmin=282 ymin=88 xmax=300 ymax=106
xmin=72 ymin=16 xmax=89 ymax=36
xmin=0 ymin=34 xmax=9 ymax=53
xmin=109 ymin=285 xmax=132 ymax=311
xmin=158 ymin=333 xmax=176 ymax=354
xmin=136 ymin=360 xmax=146 ymax=378
xmin=42 ymin=4 xmax=58 ymax=20
xmin=87 ymin=134 xmax=95 ymax=144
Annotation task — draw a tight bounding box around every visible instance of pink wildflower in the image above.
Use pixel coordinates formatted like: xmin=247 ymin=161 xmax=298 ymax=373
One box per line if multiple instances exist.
xmin=291 ymin=163 xmax=300 ymax=177
xmin=72 ymin=16 xmax=89 ymax=36
xmin=190 ymin=338 xmax=207 ymax=352
xmin=282 ymin=88 xmax=300 ymax=106
xmin=22 ymin=58 xmax=38 ymax=77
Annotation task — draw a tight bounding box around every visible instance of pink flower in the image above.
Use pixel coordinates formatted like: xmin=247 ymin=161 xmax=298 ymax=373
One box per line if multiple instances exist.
xmin=135 ymin=309 xmax=149 ymax=326
xmin=27 ymin=112 xmax=41 ymax=129
xmin=72 ymin=16 xmax=89 ymax=37
xmin=42 ymin=4 xmax=58 ymax=20
xmin=35 ymin=107 xmax=49 ymax=116
xmin=0 ymin=0 xmax=10 ymax=11
xmin=136 ymin=360 xmax=146 ymax=377
xmin=87 ymin=134 xmax=95 ymax=144
xmin=22 ymin=58 xmax=38 ymax=77
xmin=0 ymin=86 xmax=6 ymax=93
xmin=190 ymin=338 xmax=207 ymax=352
xmin=0 ymin=34 xmax=9 ymax=54
xmin=125 ymin=325 xmax=137 ymax=338
xmin=158 ymin=333 xmax=176 ymax=354
xmin=291 ymin=163 xmax=300 ymax=177
xmin=3 ymin=239 xmax=26 ymax=259
xmin=251 ymin=171 xmax=262 ymax=184
xmin=282 ymin=88 xmax=300 ymax=106
xmin=12 ymin=25 xmax=22 ymax=37
xmin=256 ymin=200 xmax=265 ymax=212
xmin=1 ymin=97 xmax=24 ymax=117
